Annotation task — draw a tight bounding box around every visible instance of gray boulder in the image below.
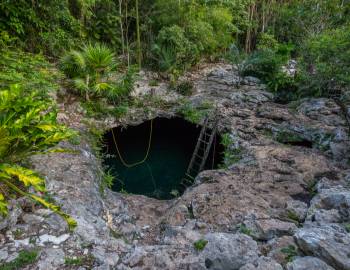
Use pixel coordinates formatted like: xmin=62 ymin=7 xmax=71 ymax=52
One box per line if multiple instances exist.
xmin=294 ymin=225 xmax=350 ymax=270
xmin=244 ymin=218 xmax=297 ymax=241
xmin=0 ymin=200 xmax=22 ymax=231
xmin=202 ymin=233 xmax=259 ymax=270
xmin=308 ymin=186 xmax=350 ymax=222
xmin=240 ymin=257 xmax=283 ymax=270
xmin=287 ymin=256 xmax=335 ymax=270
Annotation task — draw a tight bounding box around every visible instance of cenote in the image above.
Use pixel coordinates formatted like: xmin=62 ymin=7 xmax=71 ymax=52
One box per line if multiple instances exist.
xmin=102 ymin=117 xmax=224 ymax=200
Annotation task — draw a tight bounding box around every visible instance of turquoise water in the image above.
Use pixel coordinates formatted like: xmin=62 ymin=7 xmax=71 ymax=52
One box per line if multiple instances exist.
xmin=103 ymin=118 xmax=222 ymax=200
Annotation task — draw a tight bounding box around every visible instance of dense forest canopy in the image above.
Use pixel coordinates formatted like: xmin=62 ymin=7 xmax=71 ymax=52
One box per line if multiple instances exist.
xmin=0 ymin=0 xmax=350 ymax=225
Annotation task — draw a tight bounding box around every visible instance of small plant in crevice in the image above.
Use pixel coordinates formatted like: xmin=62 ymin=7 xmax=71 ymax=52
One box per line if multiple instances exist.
xmin=281 ymin=245 xmax=298 ymax=262
xmin=0 ymin=249 xmax=39 ymax=270
xmin=109 ymin=228 xmax=130 ymax=244
xmin=312 ymin=132 xmax=335 ymax=153
xmin=175 ymin=81 xmax=194 ymax=96
xmin=287 ymin=211 xmax=301 ymax=226
xmin=193 ymin=239 xmax=208 ymax=251
xmin=170 ymin=189 xmax=180 ymax=198
xmin=12 ymin=229 xmax=24 ymax=240
xmin=238 ymin=224 xmax=252 ymax=236
xmin=99 ymin=169 xmax=115 ymax=197
xmin=306 ymin=179 xmax=318 ymax=196
xmin=187 ymin=204 xmax=195 ymax=219
xmin=219 ymin=133 xmax=242 ymax=169
xmin=177 ymin=100 xmax=213 ymax=124
xmin=275 ymin=130 xmax=305 ymax=145
xmin=344 ymin=223 xmax=350 ymax=233
xmin=64 ymin=255 xmax=95 ymax=267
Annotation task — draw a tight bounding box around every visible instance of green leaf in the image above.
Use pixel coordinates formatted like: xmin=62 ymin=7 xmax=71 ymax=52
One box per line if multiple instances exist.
xmin=0 ymin=164 xmax=45 ymax=192
xmin=0 ymin=193 xmax=8 ymax=216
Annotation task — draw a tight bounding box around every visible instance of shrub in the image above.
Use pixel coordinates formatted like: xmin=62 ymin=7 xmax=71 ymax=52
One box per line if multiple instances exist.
xmin=60 ymin=43 xmax=135 ymax=102
xmin=298 ymin=25 xmax=350 ymax=99
xmin=0 ymin=84 xmax=76 ymax=230
xmin=152 ymin=25 xmax=199 ymax=73
xmin=241 ymin=44 xmax=298 ymax=102
xmin=256 ymin=33 xmax=279 ymax=51
xmin=0 ymin=49 xmax=61 ymax=96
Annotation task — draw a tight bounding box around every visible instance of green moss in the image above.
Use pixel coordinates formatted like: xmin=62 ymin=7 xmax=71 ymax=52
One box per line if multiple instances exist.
xmin=177 ymin=100 xmax=213 ymax=124
xmin=275 ymin=130 xmax=305 ymax=144
xmin=0 ymin=250 xmax=39 ymax=270
xmin=65 ymin=257 xmax=84 ymax=266
xmin=193 ymin=239 xmax=208 ymax=251
xmin=149 ymin=79 xmax=159 ymax=87
xmin=64 ymin=255 xmax=95 ymax=267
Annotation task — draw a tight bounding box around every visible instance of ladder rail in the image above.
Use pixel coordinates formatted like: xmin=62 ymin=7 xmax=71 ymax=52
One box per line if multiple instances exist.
xmin=178 ymin=108 xmax=220 ymax=192
xmin=198 ymin=125 xmax=217 ymax=172
xmin=185 ymin=117 xmax=209 ymax=175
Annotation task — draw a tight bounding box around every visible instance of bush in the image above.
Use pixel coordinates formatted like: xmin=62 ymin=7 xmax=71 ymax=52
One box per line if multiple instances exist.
xmin=0 ymin=49 xmax=61 ymax=96
xmin=60 ymin=43 xmax=135 ymax=102
xmin=152 ymin=25 xmax=199 ymax=73
xmin=0 ymin=84 xmax=76 ymax=229
xmin=256 ymin=33 xmax=279 ymax=51
xmin=241 ymin=44 xmax=298 ymax=102
xmin=298 ymin=25 xmax=350 ymax=99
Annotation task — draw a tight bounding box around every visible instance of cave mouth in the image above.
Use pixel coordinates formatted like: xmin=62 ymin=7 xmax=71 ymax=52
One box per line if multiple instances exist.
xmin=102 ymin=117 xmax=224 ymax=200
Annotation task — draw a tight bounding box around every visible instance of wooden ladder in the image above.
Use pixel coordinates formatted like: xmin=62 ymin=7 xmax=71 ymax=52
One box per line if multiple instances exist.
xmin=179 ymin=114 xmax=218 ymax=190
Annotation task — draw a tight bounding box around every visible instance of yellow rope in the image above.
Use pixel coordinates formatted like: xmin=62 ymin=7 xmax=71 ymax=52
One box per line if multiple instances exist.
xmin=111 ymin=119 xmax=153 ymax=168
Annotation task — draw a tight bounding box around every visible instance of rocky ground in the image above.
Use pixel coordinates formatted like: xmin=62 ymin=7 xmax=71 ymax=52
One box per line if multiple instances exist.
xmin=1 ymin=64 xmax=350 ymax=269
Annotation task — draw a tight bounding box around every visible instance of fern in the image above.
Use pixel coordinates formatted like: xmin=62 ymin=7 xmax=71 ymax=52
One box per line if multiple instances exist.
xmin=60 ymin=43 xmax=134 ymax=102
xmin=0 ymin=84 xmax=77 ymax=230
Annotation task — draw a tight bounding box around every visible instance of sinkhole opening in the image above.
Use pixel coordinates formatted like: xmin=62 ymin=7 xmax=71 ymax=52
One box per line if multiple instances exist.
xmin=102 ymin=117 xmax=224 ymax=200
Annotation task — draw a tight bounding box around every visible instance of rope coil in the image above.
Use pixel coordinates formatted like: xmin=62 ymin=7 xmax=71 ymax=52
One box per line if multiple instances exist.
xmin=111 ymin=119 xmax=153 ymax=168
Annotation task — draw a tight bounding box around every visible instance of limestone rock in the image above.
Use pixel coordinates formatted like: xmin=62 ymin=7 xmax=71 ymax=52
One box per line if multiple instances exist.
xmin=286 ymin=200 xmax=308 ymax=222
xmin=287 ymin=256 xmax=335 ymax=270
xmin=240 ymin=257 xmax=283 ymax=270
xmin=202 ymin=233 xmax=259 ymax=270
xmin=244 ymin=218 xmax=297 ymax=241
xmin=0 ymin=201 xmax=22 ymax=231
xmin=37 ymin=248 xmax=65 ymax=270
xmin=307 ymin=209 xmax=342 ymax=225
xmin=308 ymin=187 xmax=350 ymax=222
xmin=294 ymin=225 xmax=350 ymax=270
xmin=263 ymin=236 xmax=298 ymax=266
xmin=37 ymin=234 xmax=70 ymax=246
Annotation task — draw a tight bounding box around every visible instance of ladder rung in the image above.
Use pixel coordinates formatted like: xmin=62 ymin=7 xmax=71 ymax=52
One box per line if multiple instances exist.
xmin=185 ymin=173 xmax=195 ymax=179
xmin=195 ymin=154 xmax=203 ymax=159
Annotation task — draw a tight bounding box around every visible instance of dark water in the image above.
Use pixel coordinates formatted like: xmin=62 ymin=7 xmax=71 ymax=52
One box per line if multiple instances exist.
xmin=102 ymin=117 xmax=223 ymax=200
